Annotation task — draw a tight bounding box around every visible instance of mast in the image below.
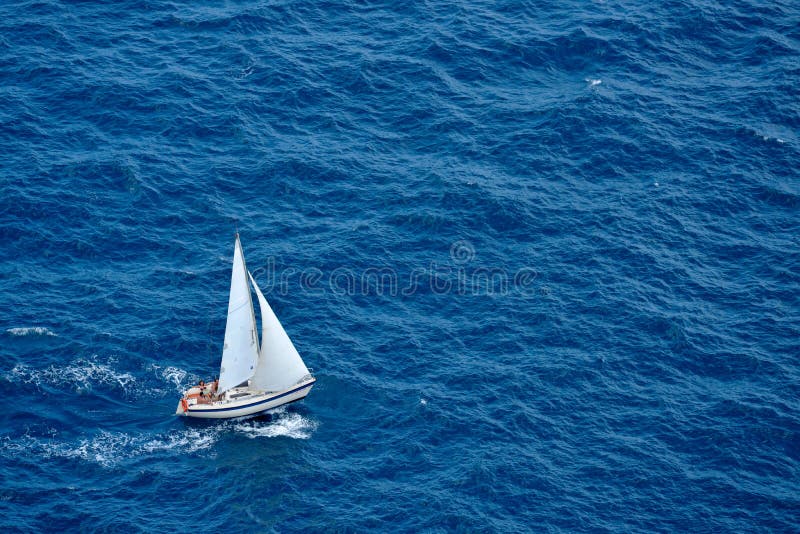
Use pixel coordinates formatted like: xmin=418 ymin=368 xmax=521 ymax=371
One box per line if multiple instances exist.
xmin=237 ymin=233 xmax=259 ymax=355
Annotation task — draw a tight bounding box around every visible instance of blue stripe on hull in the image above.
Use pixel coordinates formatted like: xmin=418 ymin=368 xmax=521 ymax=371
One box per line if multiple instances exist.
xmin=188 ymin=380 xmax=315 ymax=414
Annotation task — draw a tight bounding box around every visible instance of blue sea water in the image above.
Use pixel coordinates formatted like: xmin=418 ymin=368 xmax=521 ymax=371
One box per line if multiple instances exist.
xmin=1 ymin=0 xmax=799 ymax=531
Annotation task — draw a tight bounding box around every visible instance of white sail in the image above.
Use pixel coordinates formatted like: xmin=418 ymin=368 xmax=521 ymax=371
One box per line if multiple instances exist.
xmin=217 ymin=235 xmax=259 ymax=394
xmin=248 ymin=271 xmax=310 ymax=392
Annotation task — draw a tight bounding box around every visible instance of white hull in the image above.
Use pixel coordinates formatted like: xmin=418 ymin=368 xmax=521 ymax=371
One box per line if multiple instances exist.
xmin=176 ymin=377 xmax=315 ymax=419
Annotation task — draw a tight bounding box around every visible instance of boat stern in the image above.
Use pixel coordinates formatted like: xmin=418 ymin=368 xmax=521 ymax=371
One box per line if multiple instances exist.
xmin=175 ymin=387 xmax=200 ymax=416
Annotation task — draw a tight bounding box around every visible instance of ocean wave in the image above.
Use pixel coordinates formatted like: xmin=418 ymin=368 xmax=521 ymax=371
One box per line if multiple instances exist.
xmin=2 ymin=0 xmax=798 ymax=528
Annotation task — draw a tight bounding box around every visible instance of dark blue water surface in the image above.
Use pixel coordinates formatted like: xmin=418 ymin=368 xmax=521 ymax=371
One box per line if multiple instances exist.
xmin=1 ymin=0 xmax=799 ymax=531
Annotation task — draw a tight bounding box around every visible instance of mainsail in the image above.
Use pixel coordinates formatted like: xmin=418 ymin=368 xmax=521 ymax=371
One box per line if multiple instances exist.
xmin=217 ymin=235 xmax=259 ymax=394
xmin=248 ymin=271 xmax=310 ymax=392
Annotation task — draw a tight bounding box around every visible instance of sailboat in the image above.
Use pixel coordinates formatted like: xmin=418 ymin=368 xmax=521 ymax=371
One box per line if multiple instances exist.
xmin=176 ymin=234 xmax=315 ymax=419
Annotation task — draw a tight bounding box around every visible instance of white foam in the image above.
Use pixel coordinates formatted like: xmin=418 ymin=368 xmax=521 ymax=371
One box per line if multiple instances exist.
xmin=7 ymin=327 xmax=57 ymax=337
xmin=57 ymin=431 xmax=137 ymax=467
xmin=232 ymin=411 xmax=318 ymax=440
xmin=586 ymin=78 xmax=602 ymax=86
xmin=9 ymin=364 xmax=37 ymax=386
xmin=67 ymin=428 xmax=218 ymax=467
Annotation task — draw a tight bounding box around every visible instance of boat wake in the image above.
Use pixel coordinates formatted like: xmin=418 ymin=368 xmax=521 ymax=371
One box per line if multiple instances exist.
xmin=9 ymin=357 xmax=136 ymax=394
xmin=5 ymin=358 xmax=201 ymax=400
xmin=0 ymin=408 xmax=317 ymax=468
xmin=0 ymin=428 xmax=217 ymax=468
